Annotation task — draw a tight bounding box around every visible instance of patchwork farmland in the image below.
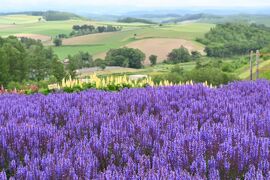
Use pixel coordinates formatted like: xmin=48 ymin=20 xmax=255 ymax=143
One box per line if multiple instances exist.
xmin=0 ymin=15 xmax=213 ymax=60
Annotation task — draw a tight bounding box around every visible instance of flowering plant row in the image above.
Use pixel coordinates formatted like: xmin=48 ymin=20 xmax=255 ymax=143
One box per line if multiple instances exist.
xmin=0 ymin=84 xmax=45 ymax=95
xmin=0 ymin=80 xmax=269 ymax=179
xmin=0 ymin=85 xmax=33 ymax=95
xmin=49 ymin=74 xmax=211 ymax=93
xmin=1 ymin=75 xmax=209 ymax=95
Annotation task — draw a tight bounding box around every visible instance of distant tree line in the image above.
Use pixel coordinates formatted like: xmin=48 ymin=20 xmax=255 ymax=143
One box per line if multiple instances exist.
xmin=197 ymin=23 xmax=270 ymax=57
xmin=161 ymin=13 xmax=220 ymax=24
xmin=70 ymin=24 xmax=122 ymax=36
xmin=10 ymin=11 xmax=83 ymax=21
xmin=0 ymin=37 xmax=65 ymax=86
xmin=118 ymin=17 xmax=157 ymax=24
xmin=42 ymin=11 xmax=81 ymax=21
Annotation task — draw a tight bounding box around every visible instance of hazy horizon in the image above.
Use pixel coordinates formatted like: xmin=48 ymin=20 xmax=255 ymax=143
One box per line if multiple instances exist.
xmin=1 ymin=0 xmax=270 ymax=14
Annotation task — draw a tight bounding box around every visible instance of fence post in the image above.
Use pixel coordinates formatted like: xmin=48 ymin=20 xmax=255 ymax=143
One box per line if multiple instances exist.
xmin=250 ymin=50 xmax=253 ymax=81
xmin=256 ymin=50 xmax=260 ymax=80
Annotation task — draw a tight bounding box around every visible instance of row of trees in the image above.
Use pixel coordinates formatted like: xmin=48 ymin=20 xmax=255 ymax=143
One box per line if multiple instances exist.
xmin=65 ymin=48 xmax=158 ymax=77
xmin=197 ymin=23 xmax=270 ymax=57
xmin=0 ymin=37 xmax=65 ymax=86
xmin=71 ymin=24 xmax=122 ymax=36
xmin=52 ymin=24 xmax=123 ymax=47
xmin=117 ymin=17 xmax=156 ymax=24
xmin=86 ymin=46 xmax=200 ymax=70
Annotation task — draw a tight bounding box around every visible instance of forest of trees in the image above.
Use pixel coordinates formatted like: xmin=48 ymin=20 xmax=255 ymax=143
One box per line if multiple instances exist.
xmin=162 ymin=13 xmax=220 ymax=24
xmin=0 ymin=37 xmax=65 ymax=86
xmin=42 ymin=11 xmax=81 ymax=21
xmin=70 ymin=24 xmax=122 ymax=36
xmin=118 ymin=17 xmax=156 ymax=24
xmin=197 ymin=23 xmax=270 ymax=57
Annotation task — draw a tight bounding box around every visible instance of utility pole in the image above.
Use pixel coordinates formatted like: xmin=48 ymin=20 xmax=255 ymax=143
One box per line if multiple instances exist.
xmin=250 ymin=50 xmax=253 ymax=81
xmin=256 ymin=50 xmax=260 ymax=80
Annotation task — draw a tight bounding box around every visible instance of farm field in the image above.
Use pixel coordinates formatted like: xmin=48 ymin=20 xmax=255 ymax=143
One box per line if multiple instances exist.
xmin=59 ymin=23 xmax=212 ymax=60
xmin=0 ymin=14 xmax=42 ymax=24
xmin=126 ymin=38 xmax=204 ymax=64
xmin=0 ymin=14 xmax=214 ymax=60
xmin=1 ymin=81 xmax=270 ymax=178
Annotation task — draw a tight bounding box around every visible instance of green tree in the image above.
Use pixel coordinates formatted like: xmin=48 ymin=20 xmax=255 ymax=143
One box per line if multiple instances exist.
xmin=94 ymin=58 xmax=107 ymax=69
xmin=149 ymin=55 xmax=157 ymax=66
xmin=66 ymin=52 xmax=94 ymax=78
xmin=191 ymin=51 xmax=201 ymax=60
xmin=167 ymin=46 xmax=191 ymax=63
xmin=0 ymin=36 xmax=65 ymax=86
xmin=66 ymin=57 xmax=77 ymax=78
xmin=51 ymin=58 xmax=66 ymax=82
xmin=0 ymin=49 xmax=9 ymax=85
xmin=53 ymin=38 xmax=62 ymax=46
xmin=105 ymin=47 xmax=145 ymax=69
xmin=99 ymin=64 xmax=106 ymax=70
xmin=27 ymin=46 xmax=53 ymax=81
xmin=94 ymin=58 xmax=105 ymax=66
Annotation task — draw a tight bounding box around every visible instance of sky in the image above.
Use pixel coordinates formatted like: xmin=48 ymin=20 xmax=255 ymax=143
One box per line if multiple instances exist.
xmin=1 ymin=0 xmax=270 ymax=13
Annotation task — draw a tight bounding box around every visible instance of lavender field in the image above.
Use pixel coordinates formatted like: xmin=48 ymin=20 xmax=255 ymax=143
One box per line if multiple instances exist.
xmin=0 ymin=81 xmax=270 ymax=179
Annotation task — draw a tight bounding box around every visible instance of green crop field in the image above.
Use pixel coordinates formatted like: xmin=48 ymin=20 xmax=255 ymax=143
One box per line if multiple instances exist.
xmin=0 ymin=15 xmax=152 ymax=37
xmin=54 ymin=24 xmax=213 ymax=59
xmin=0 ymin=14 xmax=42 ymax=24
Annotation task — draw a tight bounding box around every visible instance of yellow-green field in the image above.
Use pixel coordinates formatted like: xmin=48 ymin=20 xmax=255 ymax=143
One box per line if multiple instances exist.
xmin=237 ymin=59 xmax=270 ymax=79
xmin=0 ymin=14 xmax=42 ymax=24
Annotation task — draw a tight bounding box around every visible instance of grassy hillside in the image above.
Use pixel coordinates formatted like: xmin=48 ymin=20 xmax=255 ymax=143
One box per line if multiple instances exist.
xmin=237 ymin=59 xmax=270 ymax=79
xmin=0 ymin=14 xmax=42 ymax=24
